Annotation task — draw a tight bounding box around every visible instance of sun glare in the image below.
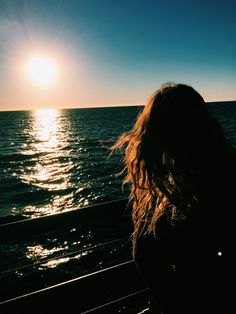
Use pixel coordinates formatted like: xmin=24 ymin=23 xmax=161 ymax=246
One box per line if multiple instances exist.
xmin=26 ymin=55 xmax=58 ymax=87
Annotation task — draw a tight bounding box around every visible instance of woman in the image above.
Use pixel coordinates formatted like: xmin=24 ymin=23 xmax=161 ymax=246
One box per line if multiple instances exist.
xmin=112 ymin=83 xmax=235 ymax=313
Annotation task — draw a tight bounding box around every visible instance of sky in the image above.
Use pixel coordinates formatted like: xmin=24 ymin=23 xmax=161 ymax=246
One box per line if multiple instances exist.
xmin=0 ymin=0 xmax=236 ymax=111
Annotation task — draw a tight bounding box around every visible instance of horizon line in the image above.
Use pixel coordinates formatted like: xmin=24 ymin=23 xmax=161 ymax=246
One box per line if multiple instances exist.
xmin=0 ymin=100 xmax=236 ymax=113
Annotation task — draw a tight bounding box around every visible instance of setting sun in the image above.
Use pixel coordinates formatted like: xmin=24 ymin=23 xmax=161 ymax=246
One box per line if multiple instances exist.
xmin=26 ymin=56 xmax=58 ymax=87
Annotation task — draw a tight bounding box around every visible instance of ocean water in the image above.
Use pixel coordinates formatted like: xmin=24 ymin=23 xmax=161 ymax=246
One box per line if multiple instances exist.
xmin=0 ymin=102 xmax=235 ymax=220
xmin=0 ymin=102 xmax=235 ymax=304
xmin=0 ymin=106 xmax=141 ymax=219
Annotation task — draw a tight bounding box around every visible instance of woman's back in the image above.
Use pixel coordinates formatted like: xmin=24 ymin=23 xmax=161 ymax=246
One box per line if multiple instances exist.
xmin=135 ymin=147 xmax=235 ymax=313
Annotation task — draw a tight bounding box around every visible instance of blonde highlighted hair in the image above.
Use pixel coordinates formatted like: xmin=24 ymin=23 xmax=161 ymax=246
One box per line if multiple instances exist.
xmin=111 ymin=82 xmax=226 ymax=253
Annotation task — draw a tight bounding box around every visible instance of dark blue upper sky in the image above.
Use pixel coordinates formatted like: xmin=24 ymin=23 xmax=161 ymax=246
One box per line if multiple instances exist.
xmin=0 ymin=0 xmax=236 ymax=110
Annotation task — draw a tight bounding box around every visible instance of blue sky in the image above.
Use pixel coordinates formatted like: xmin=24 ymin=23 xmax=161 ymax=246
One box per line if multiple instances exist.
xmin=0 ymin=0 xmax=236 ymax=110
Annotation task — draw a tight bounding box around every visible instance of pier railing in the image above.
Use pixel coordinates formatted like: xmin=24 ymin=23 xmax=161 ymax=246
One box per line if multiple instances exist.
xmin=0 ymin=198 xmax=130 ymax=241
xmin=0 ymin=260 xmax=150 ymax=313
xmin=0 ymin=198 xmax=150 ymax=313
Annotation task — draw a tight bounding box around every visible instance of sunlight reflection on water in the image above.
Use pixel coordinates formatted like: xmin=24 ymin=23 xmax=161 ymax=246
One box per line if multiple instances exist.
xmin=33 ymin=109 xmax=61 ymax=149
xmin=26 ymin=244 xmax=65 ymax=259
xmin=1 ymin=106 xmax=134 ymax=218
xmin=24 ymin=229 xmax=92 ymax=270
xmin=29 ymin=109 xmax=71 ymax=187
xmin=18 ymin=108 xmax=77 ymax=216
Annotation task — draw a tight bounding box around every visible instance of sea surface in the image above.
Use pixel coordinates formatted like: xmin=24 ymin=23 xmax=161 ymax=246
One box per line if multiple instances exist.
xmin=0 ymin=106 xmax=141 ymax=219
xmin=0 ymin=102 xmax=235 ymax=305
xmin=0 ymin=102 xmax=235 ymax=220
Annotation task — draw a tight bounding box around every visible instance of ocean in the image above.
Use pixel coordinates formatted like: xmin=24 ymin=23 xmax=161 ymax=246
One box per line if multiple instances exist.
xmin=0 ymin=103 xmax=235 ymax=220
xmin=0 ymin=106 xmax=140 ymax=220
xmin=0 ymin=102 xmax=235 ymax=304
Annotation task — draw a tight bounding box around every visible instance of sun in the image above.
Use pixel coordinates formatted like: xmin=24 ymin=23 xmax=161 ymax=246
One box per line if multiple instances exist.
xmin=26 ymin=55 xmax=58 ymax=87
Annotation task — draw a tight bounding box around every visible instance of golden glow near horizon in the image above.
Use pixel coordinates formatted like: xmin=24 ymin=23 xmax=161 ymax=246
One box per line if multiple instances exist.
xmin=25 ymin=55 xmax=58 ymax=87
xmin=33 ymin=108 xmax=61 ymax=151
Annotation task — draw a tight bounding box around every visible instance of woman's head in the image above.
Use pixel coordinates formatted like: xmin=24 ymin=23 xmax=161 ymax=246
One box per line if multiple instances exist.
xmin=114 ymin=82 xmax=213 ymax=180
xmin=112 ymin=82 xmax=228 ymax=250
xmin=136 ymin=83 xmax=211 ymax=161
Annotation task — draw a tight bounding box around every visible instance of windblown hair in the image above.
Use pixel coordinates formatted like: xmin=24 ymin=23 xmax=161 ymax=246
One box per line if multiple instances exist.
xmin=111 ymin=83 xmax=230 ymax=252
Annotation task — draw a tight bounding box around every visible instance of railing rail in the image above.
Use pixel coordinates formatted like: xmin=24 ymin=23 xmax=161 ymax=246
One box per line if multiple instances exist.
xmin=0 ymin=198 xmax=130 ymax=241
xmin=0 ymin=236 xmax=129 ymax=277
xmin=81 ymin=288 xmax=150 ymax=313
xmin=0 ymin=198 xmax=149 ymax=313
xmin=0 ymin=260 xmax=149 ymax=313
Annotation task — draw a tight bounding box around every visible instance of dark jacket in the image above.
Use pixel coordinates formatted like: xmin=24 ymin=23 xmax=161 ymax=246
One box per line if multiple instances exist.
xmin=134 ymin=150 xmax=235 ymax=313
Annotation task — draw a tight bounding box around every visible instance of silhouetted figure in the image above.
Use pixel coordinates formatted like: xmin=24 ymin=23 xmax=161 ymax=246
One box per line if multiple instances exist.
xmin=112 ymin=83 xmax=235 ymax=313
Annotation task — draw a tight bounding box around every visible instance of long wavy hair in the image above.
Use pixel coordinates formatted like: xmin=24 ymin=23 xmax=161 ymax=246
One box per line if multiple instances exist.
xmin=111 ymin=82 xmax=230 ymax=253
